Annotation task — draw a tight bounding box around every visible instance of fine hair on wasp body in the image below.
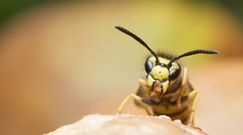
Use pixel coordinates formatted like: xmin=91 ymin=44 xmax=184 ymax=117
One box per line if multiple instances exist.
xmin=115 ymin=26 xmax=218 ymax=126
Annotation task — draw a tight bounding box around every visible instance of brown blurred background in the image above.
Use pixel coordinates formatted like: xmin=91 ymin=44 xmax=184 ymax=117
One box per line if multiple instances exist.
xmin=0 ymin=1 xmax=243 ymax=135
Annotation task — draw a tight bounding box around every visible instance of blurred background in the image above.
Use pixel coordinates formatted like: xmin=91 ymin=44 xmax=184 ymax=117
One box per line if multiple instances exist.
xmin=0 ymin=1 xmax=243 ymax=135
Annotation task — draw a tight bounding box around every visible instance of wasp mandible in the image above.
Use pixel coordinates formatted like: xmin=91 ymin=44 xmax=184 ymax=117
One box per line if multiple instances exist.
xmin=115 ymin=26 xmax=218 ymax=126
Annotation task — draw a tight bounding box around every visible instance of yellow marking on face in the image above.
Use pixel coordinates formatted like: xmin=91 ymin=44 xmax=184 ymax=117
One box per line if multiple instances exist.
xmin=147 ymin=74 xmax=155 ymax=87
xmin=148 ymin=56 xmax=179 ymax=70
xmin=170 ymin=62 xmax=180 ymax=71
xmin=149 ymin=56 xmax=170 ymax=65
xmin=161 ymin=80 xmax=169 ymax=94
xmin=150 ymin=65 xmax=169 ymax=81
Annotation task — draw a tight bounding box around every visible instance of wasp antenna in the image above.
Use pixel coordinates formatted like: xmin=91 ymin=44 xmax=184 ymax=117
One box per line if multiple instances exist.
xmin=115 ymin=26 xmax=160 ymax=64
xmin=168 ymin=49 xmax=219 ymax=66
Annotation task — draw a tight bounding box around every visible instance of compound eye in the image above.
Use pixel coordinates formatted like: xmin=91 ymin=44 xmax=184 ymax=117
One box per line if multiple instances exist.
xmin=168 ymin=62 xmax=181 ymax=80
xmin=145 ymin=59 xmax=153 ymax=73
xmin=169 ymin=68 xmax=180 ymax=80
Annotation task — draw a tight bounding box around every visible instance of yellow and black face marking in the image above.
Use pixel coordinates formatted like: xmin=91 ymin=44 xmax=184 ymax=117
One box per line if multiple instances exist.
xmin=145 ymin=56 xmax=181 ymax=96
xmin=115 ymin=26 xmax=218 ymax=126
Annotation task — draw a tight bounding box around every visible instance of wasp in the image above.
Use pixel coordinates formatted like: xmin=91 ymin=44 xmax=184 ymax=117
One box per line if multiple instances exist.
xmin=115 ymin=26 xmax=218 ymax=126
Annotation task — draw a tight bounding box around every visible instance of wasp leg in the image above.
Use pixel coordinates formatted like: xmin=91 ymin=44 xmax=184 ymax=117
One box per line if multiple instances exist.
xmin=143 ymin=105 xmax=153 ymax=116
xmin=117 ymin=93 xmax=153 ymax=115
xmin=176 ymin=68 xmax=188 ymax=108
xmin=117 ymin=93 xmax=142 ymax=114
xmin=187 ymin=90 xmax=198 ymax=127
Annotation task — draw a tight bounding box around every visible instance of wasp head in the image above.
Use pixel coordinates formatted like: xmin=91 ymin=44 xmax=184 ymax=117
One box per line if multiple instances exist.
xmin=145 ymin=56 xmax=180 ymax=96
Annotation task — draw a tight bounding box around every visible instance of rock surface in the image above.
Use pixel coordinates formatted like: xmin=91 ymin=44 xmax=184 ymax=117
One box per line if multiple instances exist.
xmin=45 ymin=114 xmax=206 ymax=135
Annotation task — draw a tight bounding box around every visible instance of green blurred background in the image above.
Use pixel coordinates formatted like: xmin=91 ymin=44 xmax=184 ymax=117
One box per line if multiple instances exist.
xmin=0 ymin=1 xmax=243 ymax=135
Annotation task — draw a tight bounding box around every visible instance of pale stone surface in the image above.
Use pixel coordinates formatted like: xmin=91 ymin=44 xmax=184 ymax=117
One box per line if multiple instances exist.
xmin=45 ymin=114 xmax=206 ymax=135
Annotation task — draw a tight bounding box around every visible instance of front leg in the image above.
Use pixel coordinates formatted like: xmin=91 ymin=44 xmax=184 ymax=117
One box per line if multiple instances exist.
xmin=117 ymin=93 xmax=154 ymax=115
xmin=117 ymin=93 xmax=142 ymax=114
